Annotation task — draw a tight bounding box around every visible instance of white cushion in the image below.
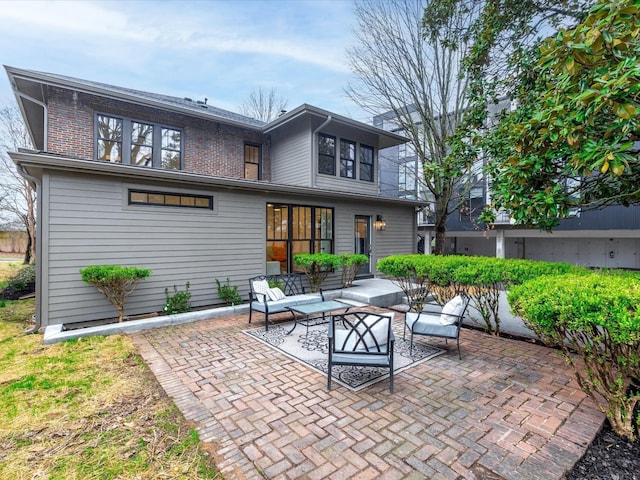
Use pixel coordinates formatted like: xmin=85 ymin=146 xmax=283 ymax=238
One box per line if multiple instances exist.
xmin=252 ymin=279 xmax=269 ymax=302
xmin=440 ymin=295 xmax=465 ymax=325
xmin=356 ymin=313 xmax=393 ymax=350
xmin=267 ymin=287 xmax=286 ymax=301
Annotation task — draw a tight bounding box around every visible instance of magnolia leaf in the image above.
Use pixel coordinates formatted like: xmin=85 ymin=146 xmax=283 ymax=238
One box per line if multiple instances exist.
xmin=616 ymin=103 xmax=636 ymax=119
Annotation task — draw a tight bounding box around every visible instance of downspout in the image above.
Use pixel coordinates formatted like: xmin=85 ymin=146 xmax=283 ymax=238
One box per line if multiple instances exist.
xmin=311 ymin=115 xmax=332 ymax=188
xmin=16 ymin=164 xmax=42 ymax=334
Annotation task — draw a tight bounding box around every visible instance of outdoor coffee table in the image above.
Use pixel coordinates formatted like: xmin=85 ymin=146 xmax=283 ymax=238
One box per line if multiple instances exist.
xmin=286 ymin=300 xmax=351 ymax=335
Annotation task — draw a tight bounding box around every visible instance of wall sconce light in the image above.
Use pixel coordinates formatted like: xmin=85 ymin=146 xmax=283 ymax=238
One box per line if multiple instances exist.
xmin=374 ymin=215 xmax=387 ymax=231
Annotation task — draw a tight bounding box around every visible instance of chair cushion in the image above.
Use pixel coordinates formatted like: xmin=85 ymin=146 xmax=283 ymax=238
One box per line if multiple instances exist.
xmin=406 ymin=312 xmax=458 ymax=337
xmin=267 ymin=287 xmax=286 ymax=301
xmin=252 ymin=279 xmax=269 ymax=302
xmin=440 ymin=295 xmax=465 ymax=325
xmin=356 ymin=314 xmax=393 ymax=350
xmin=334 ymin=328 xmax=389 ymax=354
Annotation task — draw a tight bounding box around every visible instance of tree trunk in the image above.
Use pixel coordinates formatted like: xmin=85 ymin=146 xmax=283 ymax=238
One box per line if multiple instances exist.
xmin=23 ymin=234 xmax=32 ymax=265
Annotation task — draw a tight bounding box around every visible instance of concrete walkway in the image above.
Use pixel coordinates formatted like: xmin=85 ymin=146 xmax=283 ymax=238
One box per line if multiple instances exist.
xmin=131 ymin=297 xmax=604 ymax=479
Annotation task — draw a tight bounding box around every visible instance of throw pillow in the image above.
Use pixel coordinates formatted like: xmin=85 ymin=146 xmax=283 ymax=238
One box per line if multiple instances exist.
xmin=356 ymin=314 xmax=393 ymax=350
xmin=252 ymin=279 xmax=270 ymax=302
xmin=440 ymin=295 xmax=465 ymax=325
xmin=267 ymin=287 xmax=286 ymax=301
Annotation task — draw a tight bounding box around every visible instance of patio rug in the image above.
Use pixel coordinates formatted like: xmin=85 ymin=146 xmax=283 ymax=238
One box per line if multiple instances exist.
xmin=243 ymin=320 xmax=445 ymax=391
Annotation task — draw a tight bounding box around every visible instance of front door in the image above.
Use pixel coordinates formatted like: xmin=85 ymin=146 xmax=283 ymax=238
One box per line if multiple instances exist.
xmin=354 ymin=215 xmax=371 ymax=275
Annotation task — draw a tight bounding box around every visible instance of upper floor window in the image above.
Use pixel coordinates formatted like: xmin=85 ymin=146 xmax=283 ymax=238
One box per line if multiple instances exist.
xmin=399 ymin=160 xmax=417 ymax=199
xmin=360 ymin=144 xmax=374 ymax=182
xmin=340 ymin=139 xmax=356 ymax=178
xmin=96 ymin=113 xmax=182 ymax=170
xmin=318 ymin=133 xmax=336 ymax=175
xmin=244 ymin=143 xmax=262 ymax=180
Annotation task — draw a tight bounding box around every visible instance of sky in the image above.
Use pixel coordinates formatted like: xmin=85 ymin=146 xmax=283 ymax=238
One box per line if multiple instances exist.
xmin=0 ymin=0 xmax=371 ymax=122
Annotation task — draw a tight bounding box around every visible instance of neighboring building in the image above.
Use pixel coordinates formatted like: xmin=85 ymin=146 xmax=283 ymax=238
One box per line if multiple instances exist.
xmin=374 ymin=102 xmax=640 ymax=269
xmin=6 ymin=66 xmax=422 ymax=328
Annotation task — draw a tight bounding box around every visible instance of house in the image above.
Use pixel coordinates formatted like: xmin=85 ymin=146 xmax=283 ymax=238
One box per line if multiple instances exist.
xmin=375 ymin=102 xmax=640 ymax=269
xmin=5 ymin=66 xmax=423 ymax=329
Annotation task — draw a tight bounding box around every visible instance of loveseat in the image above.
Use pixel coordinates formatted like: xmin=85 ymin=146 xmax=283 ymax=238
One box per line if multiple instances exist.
xmin=248 ymin=274 xmax=324 ymax=331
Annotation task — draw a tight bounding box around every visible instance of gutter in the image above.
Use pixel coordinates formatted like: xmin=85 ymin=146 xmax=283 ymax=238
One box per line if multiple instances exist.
xmin=15 ymin=164 xmax=42 ymax=334
xmin=311 ymin=115 xmax=332 ymax=188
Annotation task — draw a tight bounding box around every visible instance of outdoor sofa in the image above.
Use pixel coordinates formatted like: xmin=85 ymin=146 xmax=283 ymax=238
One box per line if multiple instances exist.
xmin=248 ymin=274 xmax=324 ymax=331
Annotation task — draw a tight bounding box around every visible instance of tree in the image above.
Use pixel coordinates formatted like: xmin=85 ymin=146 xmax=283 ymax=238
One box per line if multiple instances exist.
xmin=346 ymin=0 xmax=481 ymax=255
xmin=423 ymin=1 xmax=591 ymax=230
xmin=80 ymin=265 xmax=151 ymax=323
xmin=0 ymin=104 xmax=36 ymax=264
xmin=480 ymin=0 xmax=640 ymax=230
xmin=239 ymin=87 xmax=288 ymax=122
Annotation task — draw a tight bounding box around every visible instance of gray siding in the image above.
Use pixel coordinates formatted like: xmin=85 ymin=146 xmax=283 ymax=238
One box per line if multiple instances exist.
xmin=41 ymin=172 xmax=417 ymax=326
xmin=44 ymin=172 xmax=266 ymax=325
xmin=270 ymin=118 xmax=312 ymax=186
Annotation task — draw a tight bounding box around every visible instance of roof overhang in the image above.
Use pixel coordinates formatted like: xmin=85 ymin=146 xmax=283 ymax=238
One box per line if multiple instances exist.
xmin=10 ymin=151 xmax=426 ymax=208
xmin=263 ymin=104 xmax=409 ymax=149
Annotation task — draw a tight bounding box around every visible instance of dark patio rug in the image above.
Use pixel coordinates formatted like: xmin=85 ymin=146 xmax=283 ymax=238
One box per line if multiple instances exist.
xmin=243 ymin=319 xmax=445 ymax=391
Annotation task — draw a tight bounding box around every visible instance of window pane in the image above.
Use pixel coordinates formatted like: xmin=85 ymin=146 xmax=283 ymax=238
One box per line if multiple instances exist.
xmin=360 ymin=145 xmax=374 ymax=182
xmin=132 ymin=122 xmax=153 ymax=146
xmin=245 ymin=163 xmax=259 ymax=179
xmin=161 ymin=128 xmax=181 ymax=170
xmin=340 ymin=139 xmax=355 ymax=178
xmin=165 ymin=195 xmax=181 ymax=205
xmin=98 ymin=115 xmax=122 ymax=141
xmin=98 ymin=139 xmax=121 ymax=163
xmin=180 ymin=196 xmax=195 ymax=207
xmin=149 ymin=194 xmax=164 ymax=204
xmin=130 ymin=191 xmax=148 ymax=203
xmin=318 ymin=134 xmax=336 ymax=175
xmin=132 ymin=146 xmax=153 ymax=166
xmin=267 ymin=204 xmax=288 ymax=240
xmin=293 ymin=207 xmax=312 ymax=239
xmin=162 ymin=150 xmax=181 ymax=169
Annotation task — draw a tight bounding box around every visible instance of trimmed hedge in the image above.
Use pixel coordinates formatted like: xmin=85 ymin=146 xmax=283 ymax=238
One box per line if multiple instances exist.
xmin=80 ymin=265 xmax=151 ymax=323
xmin=376 ymin=255 xmax=586 ymax=334
xmin=509 ymin=273 xmax=640 ymax=440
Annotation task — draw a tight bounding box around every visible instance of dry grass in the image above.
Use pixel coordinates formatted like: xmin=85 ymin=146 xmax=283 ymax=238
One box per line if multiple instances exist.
xmin=0 ymin=269 xmax=220 ymax=479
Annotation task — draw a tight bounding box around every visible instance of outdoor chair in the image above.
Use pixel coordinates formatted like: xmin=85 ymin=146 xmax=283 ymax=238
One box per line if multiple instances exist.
xmin=403 ymin=294 xmax=470 ymax=359
xmin=328 ymin=311 xmax=395 ymax=392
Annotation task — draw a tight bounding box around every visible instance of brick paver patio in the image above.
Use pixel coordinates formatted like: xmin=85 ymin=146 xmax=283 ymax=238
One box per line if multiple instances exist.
xmin=131 ymin=309 xmax=604 ymax=480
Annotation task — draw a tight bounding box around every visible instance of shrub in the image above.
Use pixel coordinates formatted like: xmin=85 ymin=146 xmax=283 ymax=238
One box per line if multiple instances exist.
xmin=509 ymin=273 xmax=640 ymax=441
xmin=215 ymin=278 xmax=242 ymax=306
xmin=0 ymin=263 xmax=36 ymax=300
xmin=338 ymin=253 xmax=369 ymax=288
xmin=163 ymin=282 xmax=191 ymax=315
xmin=377 ymin=254 xmax=585 ymax=334
xmin=80 ymin=265 xmax=151 ymax=323
xmin=293 ymin=253 xmax=339 ymax=292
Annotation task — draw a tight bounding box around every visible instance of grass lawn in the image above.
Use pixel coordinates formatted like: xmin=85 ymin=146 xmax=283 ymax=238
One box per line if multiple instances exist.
xmin=0 ymin=262 xmax=220 ymax=479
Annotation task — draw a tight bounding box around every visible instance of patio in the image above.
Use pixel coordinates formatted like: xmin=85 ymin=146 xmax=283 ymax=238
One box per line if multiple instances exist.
xmin=131 ymin=308 xmax=605 ymax=480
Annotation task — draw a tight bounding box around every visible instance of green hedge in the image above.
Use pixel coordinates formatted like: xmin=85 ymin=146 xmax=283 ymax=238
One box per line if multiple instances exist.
xmin=376 ymin=255 xmax=585 ymax=334
xmin=80 ymin=265 xmax=151 ymax=323
xmin=509 ymin=273 xmax=640 ymax=440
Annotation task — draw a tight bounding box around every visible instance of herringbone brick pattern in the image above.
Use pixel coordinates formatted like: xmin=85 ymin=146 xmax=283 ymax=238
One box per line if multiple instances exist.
xmin=131 ymin=310 xmax=604 ymax=480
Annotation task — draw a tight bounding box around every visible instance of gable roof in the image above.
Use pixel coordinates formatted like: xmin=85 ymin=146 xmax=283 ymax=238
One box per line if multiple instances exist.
xmin=6 ymin=65 xmax=407 ymax=152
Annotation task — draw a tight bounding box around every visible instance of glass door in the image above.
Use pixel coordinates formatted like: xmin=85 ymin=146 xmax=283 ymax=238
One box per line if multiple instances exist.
xmin=354 ymin=216 xmax=371 ymax=275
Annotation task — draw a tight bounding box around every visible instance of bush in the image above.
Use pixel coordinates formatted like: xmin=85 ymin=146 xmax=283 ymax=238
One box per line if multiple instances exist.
xmin=338 ymin=253 xmax=369 ymax=288
xmin=0 ymin=263 xmax=36 ymax=300
xmin=509 ymin=273 xmax=640 ymax=441
xmin=293 ymin=253 xmax=340 ymax=292
xmin=215 ymin=278 xmax=242 ymax=306
xmin=163 ymin=282 xmax=191 ymax=315
xmin=80 ymin=265 xmax=151 ymax=323
xmin=377 ymin=254 xmax=585 ymax=334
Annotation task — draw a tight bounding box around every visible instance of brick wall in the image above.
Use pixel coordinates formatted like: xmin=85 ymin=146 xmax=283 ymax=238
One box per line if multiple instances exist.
xmin=46 ymin=87 xmax=271 ymax=180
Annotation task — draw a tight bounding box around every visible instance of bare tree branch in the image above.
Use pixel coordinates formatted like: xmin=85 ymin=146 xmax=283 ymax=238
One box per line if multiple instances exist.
xmin=0 ymin=103 xmax=36 ymax=263
xmin=239 ymin=87 xmax=289 ymax=122
xmin=346 ymin=0 xmax=481 ymax=254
